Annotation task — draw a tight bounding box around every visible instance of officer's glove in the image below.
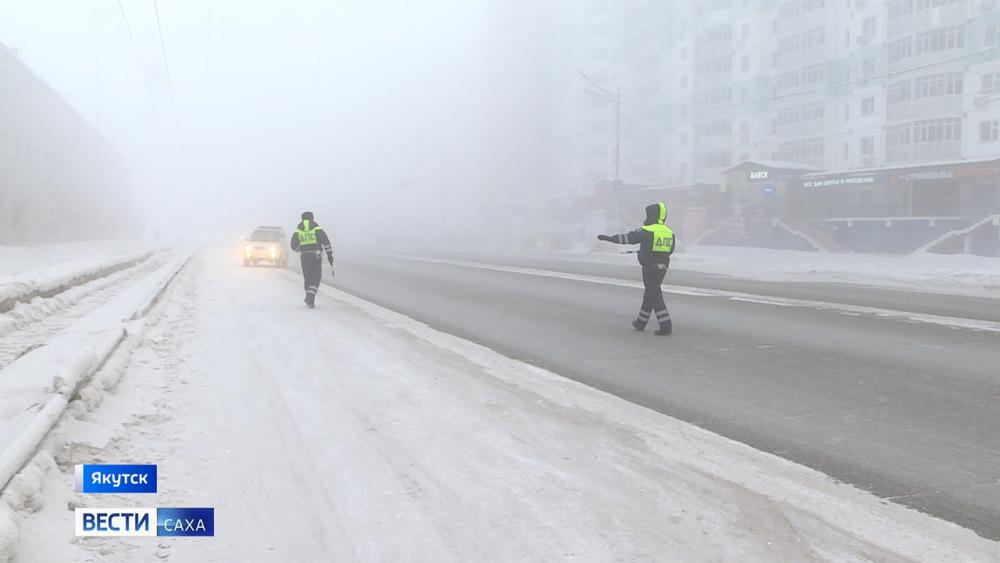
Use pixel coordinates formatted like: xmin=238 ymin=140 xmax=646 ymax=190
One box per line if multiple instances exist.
xmin=330 ymin=268 xmax=336 ymax=279
xmin=597 ymin=234 xmax=612 ymax=242
xmin=327 ymin=254 xmax=334 ymax=266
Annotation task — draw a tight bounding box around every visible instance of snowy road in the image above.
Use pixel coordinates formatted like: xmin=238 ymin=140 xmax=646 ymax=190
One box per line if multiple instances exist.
xmin=326 ymin=252 xmax=1000 ymax=541
xmin=12 ymin=250 xmax=1000 ymax=561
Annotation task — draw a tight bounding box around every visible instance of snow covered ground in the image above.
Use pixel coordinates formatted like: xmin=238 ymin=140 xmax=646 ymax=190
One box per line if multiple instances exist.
xmin=526 ymin=245 xmax=1000 ymax=298
xmin=0 ymin=241 xmax=160 ymax=310
xmin=7 ymin=250 xmax=998 ymax=562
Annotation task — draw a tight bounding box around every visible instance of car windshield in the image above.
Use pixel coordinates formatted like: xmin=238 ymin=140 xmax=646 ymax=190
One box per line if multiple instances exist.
xmin=250 ymin=230 xmax=281 ymax=242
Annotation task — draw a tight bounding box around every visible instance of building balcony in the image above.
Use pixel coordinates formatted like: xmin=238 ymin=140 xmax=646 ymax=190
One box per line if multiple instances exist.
xmin=886 ymin=97 xmax=964 ymax=123
xmin=885 ymin=140 xmax=962 ymax=163
xmin=887 ymin=5 xmax=971 ymax=40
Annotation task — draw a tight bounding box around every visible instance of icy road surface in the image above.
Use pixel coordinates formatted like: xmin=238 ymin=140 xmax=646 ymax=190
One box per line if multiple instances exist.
xmin=14 ymin=251 xmax=999 ymax=561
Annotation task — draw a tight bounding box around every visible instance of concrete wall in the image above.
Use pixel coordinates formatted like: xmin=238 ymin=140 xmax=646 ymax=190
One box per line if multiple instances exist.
xmin=0 ymin=43 xmax=136 ymax=244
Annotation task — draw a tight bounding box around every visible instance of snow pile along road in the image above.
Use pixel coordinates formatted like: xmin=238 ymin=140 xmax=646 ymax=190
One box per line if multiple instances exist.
xmin=0 ymin=249 xmax=191 ymax=561
xmin=525 ymin=245 xmax=1000 ymax=297
xmin=0 ymin=241 xmax=159 ymax=313
xmin=15 ymin=254 xmax=996 ymax=561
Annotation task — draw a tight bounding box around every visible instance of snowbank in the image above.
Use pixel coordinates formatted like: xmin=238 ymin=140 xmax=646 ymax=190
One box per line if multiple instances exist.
xmin=0 ymin=249 xmax=190 ymax=562
xmin=675 ymin=246 xmax=1000 ymax=293
xmin=524 ymin=245 xmax=1000 ymax=297
xmin=0 ymin=240 xmax=157 ymax=311
xmin=0 ymin=251 xmax=190 ymax=521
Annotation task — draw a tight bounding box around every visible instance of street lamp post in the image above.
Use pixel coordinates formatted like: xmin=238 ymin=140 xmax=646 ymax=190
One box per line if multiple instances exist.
xmin=578 ymin=70 xmax=623 ymax=229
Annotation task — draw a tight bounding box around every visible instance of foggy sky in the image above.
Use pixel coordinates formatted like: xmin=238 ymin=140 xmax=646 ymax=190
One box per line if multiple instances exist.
xmin=0 ymin=1 xmax=516 ymax=245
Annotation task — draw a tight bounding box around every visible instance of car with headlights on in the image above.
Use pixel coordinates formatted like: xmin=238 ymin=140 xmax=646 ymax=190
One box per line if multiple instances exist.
xmin=243 ymin=226 xmax=288 ymax=267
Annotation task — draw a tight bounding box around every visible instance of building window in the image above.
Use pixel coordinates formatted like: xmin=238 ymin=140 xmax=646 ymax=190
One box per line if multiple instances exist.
xmin=776 ymin=27 xmax=825 ymax=60
xmin=987 ymin=24 xmax=999 ymax=46
xmin=801 ymin=138 xmax=825 ymax=158
xmin=695 ymin=87 xmax=733 ymax=106
xmin=862 ymin=17 xmax=877 ymax=37
xmin=861 ymin=96 xmax=875 ymax=115
xmin=913 ymin=72 xmax=963 ymax=98
xmin=741 ymin=55 xmax=750 ymax=72
xmin=914 ymin=26 xmax=965 ymax=56
xmin=777 ymin=107 xmax=800 ymax=126
xmin=777 ymin=0 xmax=825 ymax=19
xmin=776 ymin=70 xmax=801 ymax=91
xmin=888 ymin=37 xmax=912 ymax=64
xmin=861 ymin=136 xmax=875 ymax=156
xmin=912 ymin=117 xmax=962 ymax=143
xmin=862 ymin=57 xmax=876 ymax=78
xmin=886 ymin=123 xmax=912 ymax=148
xmin=699 ymin=25 xmax=733 ymax=43
xmin=698 ymin=55 xmax=733 ymax=74
xmin=700 ymin=118 xmax=732 ymax=136
xmin=801 ymin=102 xmax=825 ymax=121
xmin=915 ymin=0 xmax=961 ymax=9
xmin=887 ymin=79 xmax=912 ymax=104
xmin=888 ymin=0 xmax=914 ymax=19
xmin=983 ymin=71 xmax=1000 ymax=92
xmin=777 ymin=138 xmax=824 ymax=162
xmin=980 ymin=120 xmax=1000 ymax=142
xmin=801 ymin=63 xmax=825 ymax=85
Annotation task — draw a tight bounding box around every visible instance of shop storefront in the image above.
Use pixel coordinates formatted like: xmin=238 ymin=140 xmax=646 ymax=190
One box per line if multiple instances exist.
xmin=722 ymin=161 xmax=823 ymax=220
xmin=798 ymin=159 xmax=1000 ymax=219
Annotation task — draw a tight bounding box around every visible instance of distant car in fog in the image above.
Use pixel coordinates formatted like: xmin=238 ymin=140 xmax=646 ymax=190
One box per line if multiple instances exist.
xmin=243 ymin=226 xmax=288 ymax=267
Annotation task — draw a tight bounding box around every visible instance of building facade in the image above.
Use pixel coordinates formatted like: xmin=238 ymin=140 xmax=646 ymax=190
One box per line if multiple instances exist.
xmin=565 ymin=0 xmax=1000 ymax=254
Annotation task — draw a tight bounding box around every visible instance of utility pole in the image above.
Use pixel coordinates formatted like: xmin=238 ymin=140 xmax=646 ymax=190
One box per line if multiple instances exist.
xmin=614 ymin=86 xmax=621 ymax=187
xmin=578 ymin=70 xmax=624 ymax=228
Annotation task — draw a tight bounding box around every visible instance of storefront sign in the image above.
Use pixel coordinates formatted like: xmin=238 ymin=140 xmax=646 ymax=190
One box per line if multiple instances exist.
xmin=802 ymin=175 xmax=876 ymax=188
xmin=897 ymin=170 xmax=953 ymax=182
xmin=748 ymin=170 xmax=769 ymax=180
xmin=892 ymin=165 xmax=1000 ymax=182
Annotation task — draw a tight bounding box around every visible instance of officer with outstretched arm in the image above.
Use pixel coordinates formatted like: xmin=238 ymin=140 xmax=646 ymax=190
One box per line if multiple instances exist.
xmin=289 ymin=211 xmax=334 ymax=308
xmin=596 ymin=202 xmax=676 ymax=335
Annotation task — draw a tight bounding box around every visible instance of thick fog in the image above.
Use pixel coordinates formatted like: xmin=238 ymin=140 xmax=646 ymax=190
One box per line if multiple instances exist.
xmin=3 ymin=2 xmax=999 ymax=256
xmin=0 ymin=0 xmax=559 ymax=249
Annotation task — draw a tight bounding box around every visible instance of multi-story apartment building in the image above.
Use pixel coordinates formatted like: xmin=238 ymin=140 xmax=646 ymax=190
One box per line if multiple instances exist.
xmin=565 ymin=0 xmax=1000 ymax=254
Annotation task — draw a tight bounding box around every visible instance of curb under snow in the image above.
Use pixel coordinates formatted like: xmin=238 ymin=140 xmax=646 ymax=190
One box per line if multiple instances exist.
xmin=0 ymin=251 xmax=192 ymax=561
xmin=0 ymin=249 xmax=158 ymax=314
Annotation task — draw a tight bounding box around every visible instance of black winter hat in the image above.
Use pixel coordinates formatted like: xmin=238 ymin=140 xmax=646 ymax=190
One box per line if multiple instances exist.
xmin=301 ymin=211 xmax=314 ymax=221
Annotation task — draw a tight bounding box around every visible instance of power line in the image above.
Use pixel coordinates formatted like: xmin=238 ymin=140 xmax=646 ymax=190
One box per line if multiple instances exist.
xmin=577 ymin=69 xmax=614 ymax=98
xmin=768 ymin=45 xmax=1000 ymax=104
xmin=698 ymin=45 xmax=1000 ymax=110
xmin=637 ymin=45 xmax=1000 ymax=115
xmin=153 ymin=0 xmax=178 ymax=127
xmin=116 ymin=0 xmax=156 ymax=110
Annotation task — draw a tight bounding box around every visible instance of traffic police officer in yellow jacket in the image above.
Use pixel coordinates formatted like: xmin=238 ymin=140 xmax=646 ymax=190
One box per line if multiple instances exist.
xmin=597 ymin=202 xmax=675 ymax=335
xmin=289 ymin=211 xmax=334 ymax=308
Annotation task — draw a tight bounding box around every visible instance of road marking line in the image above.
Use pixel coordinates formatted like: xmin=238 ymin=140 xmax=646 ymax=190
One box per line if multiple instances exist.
xmin=393 ymin=255 xmax=1000 ymax=333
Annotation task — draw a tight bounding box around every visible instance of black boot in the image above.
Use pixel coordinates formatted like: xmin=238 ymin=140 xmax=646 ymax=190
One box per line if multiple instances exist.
xmin=654 ymin=320 xmax=672 ymax=336
xmin=305 ymin=295 xmax=315 ymax=309
xmin=632 ymin=319 xmax=646 ymax=331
